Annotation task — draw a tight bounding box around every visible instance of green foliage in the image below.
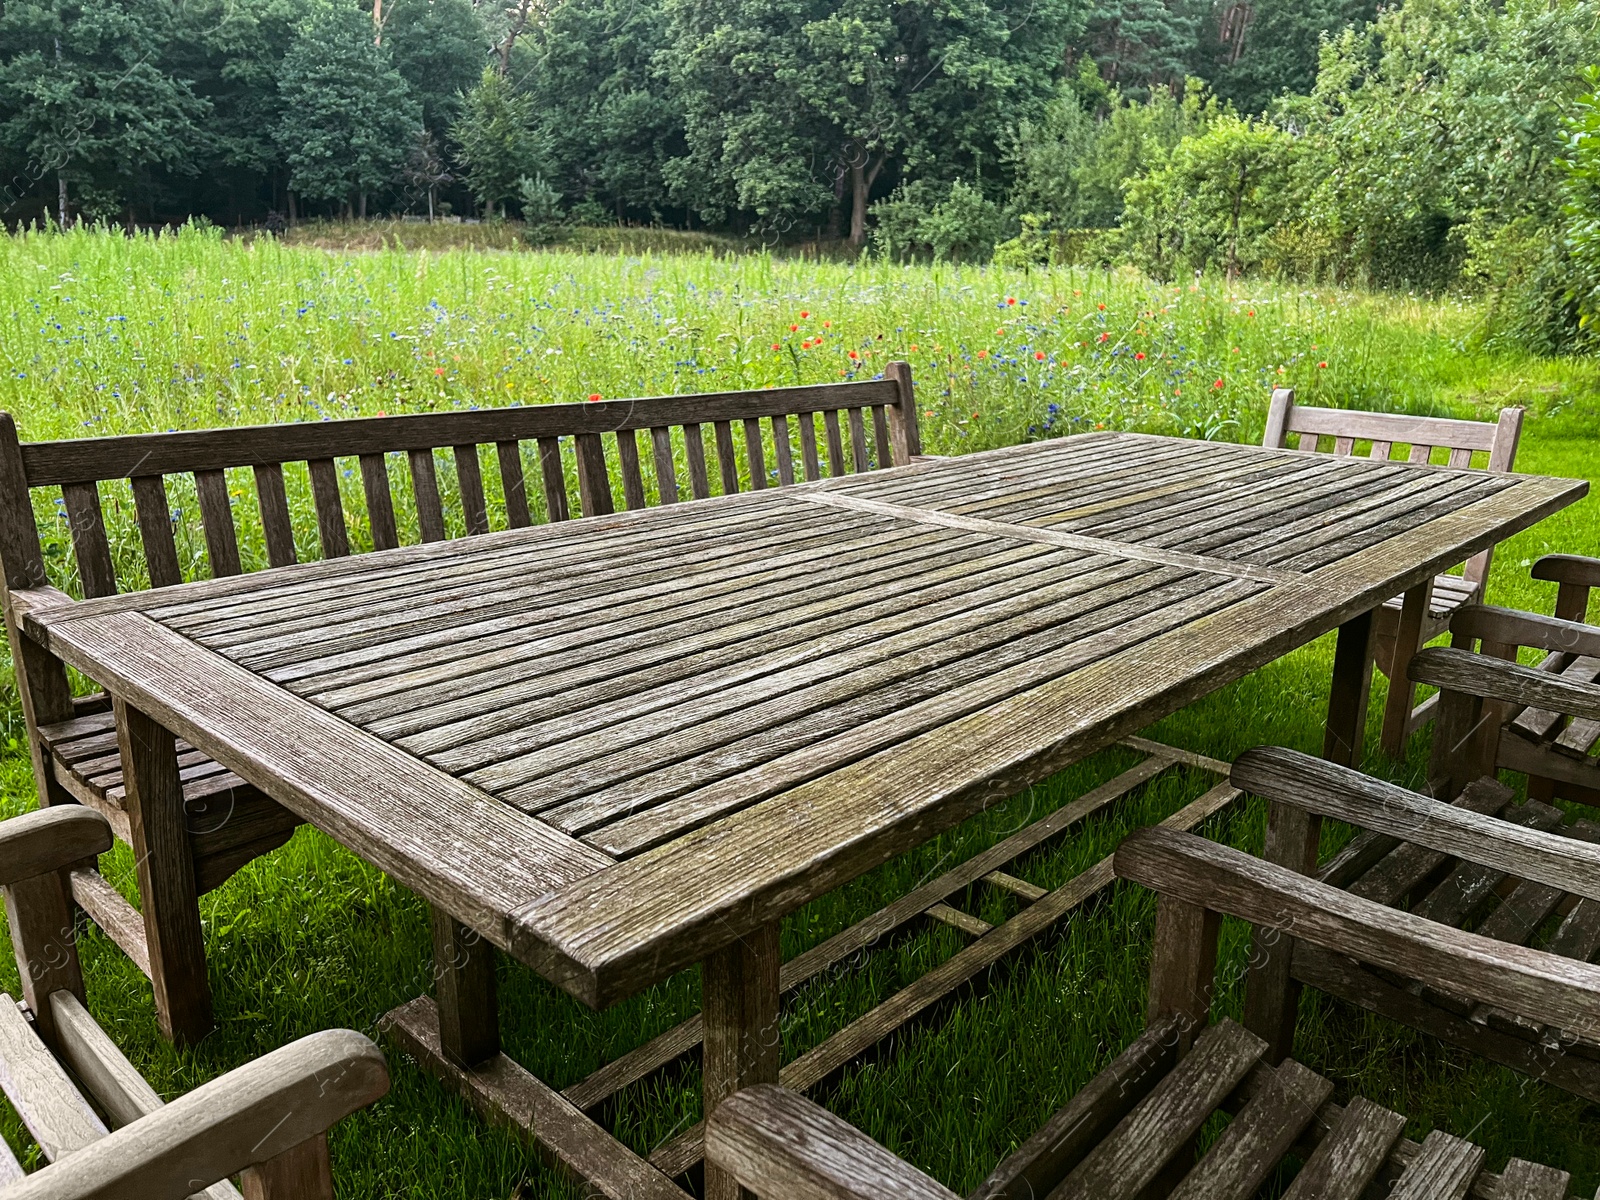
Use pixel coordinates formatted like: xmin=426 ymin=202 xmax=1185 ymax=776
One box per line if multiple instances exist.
xmin=517 ymin=173 xmax=564 ymax=243
xmin=1564 ymin=66 xmax=1600 ymax=340
xmin=1080 ymin=0 xmax=1202 ymax=100
xmin=382 ymin=0 xmax=486 ymax=135
xmin=1202 ymin=0 xmax=1376 ymax=116
xmin=275 ymin=3 xmax=419 ymax=211
xmin=452 ymin=65 xmax=533 ymax=217
xmin=871 ymin=178 xmax=1009 ymax=262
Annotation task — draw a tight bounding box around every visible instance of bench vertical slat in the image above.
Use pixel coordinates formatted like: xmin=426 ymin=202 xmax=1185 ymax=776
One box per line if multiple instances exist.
xmin=358 ymin=453 xmax=400 ymax=550
xmin=650 ymin=426 xmax=680 ymax=504
xmin=616 ymin=430 xmax=648 ymax=510
xmin=454 ymin=445 xmax=490 ymax=535
xmin=1370 ymin=441 xmax=1392 ymax=462
xmin=770 ymin=416 xmax=795 ymax=486
xmin=574 ymin=433 xmax=615 ymax=517
xmin=742 ymin=417 xmax=767 ymax=491
xmin=131 ymin=476 xmax=182 ymax=588
xmin=847 ymin=407 xmax=871 ymax=474
xmin=408 ymin=448 xmax=447 ymax=542
xmin=1448 ymin=446 xmax=1474 ymax=470
xmin=822 ymin=409 xmax=847 ymax=478
xmin=193 ymin=470 xmax=242 ymax=577
xmin=1408 ymin=443 xmax=1433 ymax=464
xmin=1332 ymin=437 xmax=1355 ymax=456
xmin=62 ymin=482 xmax=118 ymax=597
xmin=797 ymin=414 xmax=822 ymax=481
xmin=871 ymin=406 xmax=892 ymax=469
xmin=1298 ymin=432 xmax=1320 ymax=452
xmin=252 ymin=464 xmax=298 ymax=568
xmin=495 ymin=441 xmax=533 ymax=528
xmin=305 ymin=459 xmax=350 ymax=559
xmin=536 ymin=437 xmax=570 ymax=522
xmin=713 ymin=420 xmax=740 ymax=495
xmin=684 ymin=423 xmax=712 ymax=500
xmin=885 ymin=360 xmax=922 ymax=462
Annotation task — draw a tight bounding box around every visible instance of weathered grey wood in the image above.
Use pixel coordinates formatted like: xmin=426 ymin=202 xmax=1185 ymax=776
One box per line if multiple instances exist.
xmin=649 ymin=426 xmax=680 ymax=504
xmin=115 ymin=698 xmax=212 ymax=1044
xmin=1387 ymin=1129 xmax=1483 ymax=1200
xmin=380 ymin=996 xmax=688 ymax=1200
xmin=1323 ymin=608 xmax=1375 ymax=766
xmin=1049 ymin=1020 xmax=1266 ymax=1200
xmin=2 ymin=1028 xmax=387 ymax=1200
xmin=713 ymin=420 xmax=740 ymax=496
xmin=1451 ymin=604 xmax=1600 ymax=660
xmin=969 ymin=1013 xmax=1191 ymax=1200
xmin=0 ymin=804 xmax=113 ymax=887
xmin=1166 ymin=1057 xmax=1332 ymax=1200
xmin=240 ymin=1135 xmax=331 ymax=1200
xmin=1279 ymin=1096 xmax=1404 ymax=1200
xmin=742 ymin=417 xmax=767 ymax=491
xmin=1381 ymin=579 xmax=1432 ymax=756
xmin=846 ymin=407 xmax=870 ymax=474
xmin=408 ymin=447 xmax=447 ymax=542
xmin=251 ymin=464 xmax=297 ymax=568
xmin=982 ymin=870 xmax=1047 ymax=902
xmin=305 ymin=458 xmax=349 ymax=559
xmin=68 ymin=868 xmax=149 ymax=978
xmin=454 ymin=444 xmax=490 ymax=534
xmin=4 ymin=872 xmax=84 ymax=1045
xmin=433 ymin=906 xmax=499 ymax=1068
xmin=61 ymin=481 xmax=118 ymax=598
xmin=797 ymin=413 xmax=821 ymax=481
xmin=821 ymin=409 xmax=846 ymax=479
xmin=358 ymin=453 xmax=399 ymax=550
xmin=703 ymin=922 xmax=781 ymax=1200
xmin=536 ymin=436 xmax=570 ymax=521
xmin=1497 ymin=1158 xmax=1571 ymax=1199
xmin=48 ymin=989 xmax=162 ymax=1129
xmin=193 ymin=469 xmax=242 ymax=577
xmin=684 ymin=423 xmax=712 ymax=499
xmin=495 ymin=441 xmax=533 ymax=528
xmin=925 ymin=902 xmax=990 ymax=937
xmin=0 ymin=992 xmax=109 ymax=1159
xmin=1146 ymin=894 xmax=1219 ymax=1040
xmin=885 ymin=360 xmax=921 ymax=460
xmin=704 ymin=1084 xmax=960 ymax=1200
xmin=1242 ymin=792 xmax=1322 ymax=1063
xmin=870 ymin=406 xmax=892 ymax=470
xmin=770 ymin=416 xmax=794 ymax=487
xmin=615 ymin=430 xmax=648 ymax=510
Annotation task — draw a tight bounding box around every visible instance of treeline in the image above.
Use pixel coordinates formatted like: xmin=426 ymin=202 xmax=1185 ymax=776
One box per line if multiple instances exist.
xmin=0 ymin=0 xmax=1367 ymax=234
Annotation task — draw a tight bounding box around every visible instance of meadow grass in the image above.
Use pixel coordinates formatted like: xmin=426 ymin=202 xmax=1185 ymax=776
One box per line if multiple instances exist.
xmin=0 ymin=225 xmax=1598 ymax=1196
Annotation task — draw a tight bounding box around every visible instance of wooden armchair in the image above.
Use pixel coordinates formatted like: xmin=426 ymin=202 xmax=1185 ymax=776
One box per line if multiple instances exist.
xmin=0 ymin=805 xmax=389 ymax=1198
xmin=1262 ymin=388 xmax=1524 ymax=757
xmin=706 ymin=755 xmax=1584 ymax=1199
xmin=0 ymin=371 xmax=921 ymax=1043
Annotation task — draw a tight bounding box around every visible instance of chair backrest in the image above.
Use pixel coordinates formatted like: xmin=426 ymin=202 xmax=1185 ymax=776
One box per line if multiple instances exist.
xmin=1263 ymin=387 xmax=1523 ymax=585
xmin=0 ymin=366 xmax=920 ymax=601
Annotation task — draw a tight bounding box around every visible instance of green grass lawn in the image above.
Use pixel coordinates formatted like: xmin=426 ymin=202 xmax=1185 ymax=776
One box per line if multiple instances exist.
xmin=0 ymin=227 xmax=1598 ymax=1196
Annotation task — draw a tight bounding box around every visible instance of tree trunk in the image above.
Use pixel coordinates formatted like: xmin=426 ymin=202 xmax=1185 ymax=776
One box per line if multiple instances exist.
xmin=287 ymin=189 xmax=297 ymax=224
xmin=847 ymin=151 xmax=882 ymax=247
xmin=1227 ymin=162 xmax=1247 ymax=280
xmin=427 ymin=187 xmax=435 ymax=222
xmin=359 ymin=190 xmax=368 ymax=220
xmin=57 ymin=175 xmax=67 ymax=229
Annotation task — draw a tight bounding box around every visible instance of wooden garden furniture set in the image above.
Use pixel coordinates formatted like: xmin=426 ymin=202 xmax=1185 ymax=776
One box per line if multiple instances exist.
xmin=0 ymin=805 xmax=388 ymax=1198
xmin=0 ymin=364 xmax=1583 ymax=1199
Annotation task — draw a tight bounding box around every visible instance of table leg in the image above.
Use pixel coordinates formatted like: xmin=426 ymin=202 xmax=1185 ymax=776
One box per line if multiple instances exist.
xmin=702 ymin=922 xmax=781 ymax=1200
xmin=1380 ymin=581 xmax=1432 ymax=758
xmin=114 ymin=698 xmax=212 ymax=1045
xmin=432 ymin=907 xmax=499 ymax=1067
xmin=1323 ymin=609 xmax=1376 ymax=769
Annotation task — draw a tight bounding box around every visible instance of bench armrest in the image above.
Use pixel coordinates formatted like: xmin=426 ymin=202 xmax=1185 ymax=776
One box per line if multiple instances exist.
xmin=706 ymin=1085 xmax=960 ymax=1200
xmin=1114 ymin=822 xmax=1600 ymax=1039
xmin=1449 ymin=604 xmax=1600 ymax=658
xmin=0 ymin=808 xmax=113 ymax=888
xmin=1532 ymin=554 xmax=1600 ymax=589
xmin=6 ymin=1028 xmax=388 ymax=1200
xmin=1409 ymin=645 xmax=1600 ymax=721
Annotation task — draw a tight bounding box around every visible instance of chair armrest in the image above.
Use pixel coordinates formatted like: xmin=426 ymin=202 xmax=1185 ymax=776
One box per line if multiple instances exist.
xmin=706 ymin=1085 xmax=960 ymax=1200
xmin=1409 ymin=645 xmax=1600 ymax=721
xmin=1449 ymin=604 xmax=1600 ymax=657
xmin=1114 ymin=824 xmax=1600 ymax=1039
xmin=0 ymin=808 xmax=113 ymax=888
xmin=5 ymin=1029 xmax=388 ymax=1200
xmin=1230 ymin=745 xmax=1600 ymax=900
xmin=4 ymin=585 xmax=73 ymax=623
xmin=1532 ymin=554 xmax=1600 ymax=589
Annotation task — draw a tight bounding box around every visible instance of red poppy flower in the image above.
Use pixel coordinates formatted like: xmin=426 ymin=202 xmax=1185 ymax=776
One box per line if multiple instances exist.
xmin=1034 ymin=351 xmax=1046 ymax=361
xmin=1097 ymin=303 xmax=1106 ymax=311
xmin=434 ymin=367 xmax=445 ymax=376
xmin=1318 ymin=361 xmax=1328 ymax=369
xmin=588 ymin=393 xmax=602 ymax=402
xmin=771 ymin=343 xmax=780 ymax=351
xmin=800 ymin=310 xmax=810 ymax=319
xmin=1097 ymin=332 xmax=1109 ymax=343
xmin=1006 ymin=297 xmax=1016 ymax=305
xmin=1135 ymin=352 xmax=1146 ymax=361
xmin=790 ymin=324 xmax=798 ymax=332
xmin=977 ymin=349 xmax=989 ymax=359
xmin=910 ymin=344 xmax=919 ymax=352
xmin=848 ymin=350 xmax=859 ymax=360
xmin=1213 ymin=379 xmax=1224 ymax=389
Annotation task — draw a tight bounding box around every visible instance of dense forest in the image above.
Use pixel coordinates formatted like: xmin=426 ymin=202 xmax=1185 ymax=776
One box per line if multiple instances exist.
xmin=6 ymin=0 xmax=1600 ymax=350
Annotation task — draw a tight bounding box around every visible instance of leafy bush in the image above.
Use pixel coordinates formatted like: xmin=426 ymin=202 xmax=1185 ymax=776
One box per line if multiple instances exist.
xmin=871 ymin=180 xmax=1010 ymax=262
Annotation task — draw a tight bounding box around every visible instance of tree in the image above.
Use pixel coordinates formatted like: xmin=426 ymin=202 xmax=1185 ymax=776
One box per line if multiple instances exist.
xmin=402 ymin=128 xmax=452 ymax=218
xmin=1077 ymin=0 xmax=1203 ymax=100
xmin=1200 ymin=0 xmax=1376 ymax=116
xmin=275 ymin=2 xmax=420 ymax=217
xmin=452 ymin=64 xmax=533 ymax=217
xmin=383 ymin=0 xmax=486 ymax=135
xmin=0 ymin=0 xmax=209 ymax=223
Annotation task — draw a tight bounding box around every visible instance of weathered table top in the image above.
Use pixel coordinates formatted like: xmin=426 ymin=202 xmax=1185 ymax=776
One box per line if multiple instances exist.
xmin=28 ymin=432 xmax=1587 ymax=1007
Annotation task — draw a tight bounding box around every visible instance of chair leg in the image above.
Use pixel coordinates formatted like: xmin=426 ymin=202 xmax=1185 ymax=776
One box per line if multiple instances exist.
xmin=1380 ymin=581 xmax=1432 ymax=758
xmin=241 ymin=1133 xmax=333 ymax=1200
xmin=703 ymin=922 xmax=781 ymax=1200
xmin=115 ymin=698 xmax=212 ymax=1045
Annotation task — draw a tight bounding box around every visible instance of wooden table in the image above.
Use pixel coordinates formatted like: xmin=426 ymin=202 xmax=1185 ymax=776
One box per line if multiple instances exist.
xmin=23 ymin=431 xmax=1585 ymax=1199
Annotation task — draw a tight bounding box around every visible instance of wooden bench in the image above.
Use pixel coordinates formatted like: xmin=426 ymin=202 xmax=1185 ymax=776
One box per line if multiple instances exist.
xmin=0 ymin=370 xmax=922 ymax=1043
xmin=706 ymin=757 xmax=1589 ymax=1198
xmin=1262 ymin=388 xmax=1524 ymax=757
xmin=0 ymin=806 xmax=389 ymax=1198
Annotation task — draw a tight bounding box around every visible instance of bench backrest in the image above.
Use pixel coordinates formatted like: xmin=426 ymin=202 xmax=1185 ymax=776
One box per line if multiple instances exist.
xmin=0 ymin=366 xmax=920 ymax=600
xmin=1262 ymin=387 xmax=1523 ymax=586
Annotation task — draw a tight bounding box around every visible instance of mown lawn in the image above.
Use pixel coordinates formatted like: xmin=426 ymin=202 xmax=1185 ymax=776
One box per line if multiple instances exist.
xmin=0 ymin=228 xmax=1598 ymax=1197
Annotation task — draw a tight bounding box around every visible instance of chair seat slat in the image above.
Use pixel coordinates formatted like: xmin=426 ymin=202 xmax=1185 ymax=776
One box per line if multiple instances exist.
xmin=454 ymin=445 xmax=490 ymax=535
xmin=252 ymin=463 xmax=297 ymax=568
xmin=649 ymin=426 xmax=680 ymax=504
xmin=495 ymin=441 xmax=532 ymax=528
xmin=358 ymin=453 xmax=400 ymax=550
xmin=408 ymin=448 xmax=447 ymax=542
xmin=193 ymin=469 xmax=241 ymax=577
xmin=306 ymin=458 xmax=350 ymax=559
